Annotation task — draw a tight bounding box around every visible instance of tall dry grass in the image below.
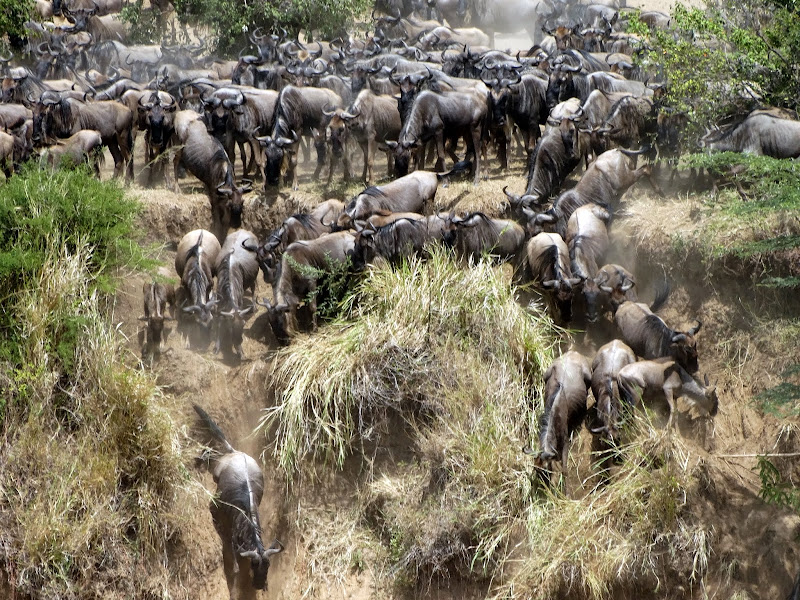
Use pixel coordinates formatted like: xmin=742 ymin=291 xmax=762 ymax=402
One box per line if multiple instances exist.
xmin=0 ymin=242 xmax=189 ymax=599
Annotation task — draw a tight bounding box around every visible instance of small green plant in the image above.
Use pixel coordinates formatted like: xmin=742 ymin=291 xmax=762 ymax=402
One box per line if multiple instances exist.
xmin=757 ymin=456 xmax=800 ymax=513
xmin=0 ymin=0 xmax=34 ymax=49
xmin=753 ymin=365 xmax=800 ymax=417
xmin=285 ymin=253 xmax=356 ymax=322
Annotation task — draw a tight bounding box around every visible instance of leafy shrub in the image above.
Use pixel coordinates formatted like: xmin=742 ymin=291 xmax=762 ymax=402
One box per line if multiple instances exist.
xmin=0 ymin=0 xmax=34 ymax=48
xmin=0 ymin=165 xmax=148 ymax=365
xmin=173 ymin=0 xmax=372 ymax=54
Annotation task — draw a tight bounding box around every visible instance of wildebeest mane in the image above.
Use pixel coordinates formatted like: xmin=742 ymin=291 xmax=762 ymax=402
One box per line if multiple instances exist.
xmin=217 ymin=252 xmax=244 ymax=310
xmin=275 ymin=86 xmax=302 ymax=133
xmin=570 ymin=234 xmax=604 ymax=276
xmin=531 ymin=241 xmax=562 ymax=281
xmin=360 ymin=186 xmax=388 ymax=199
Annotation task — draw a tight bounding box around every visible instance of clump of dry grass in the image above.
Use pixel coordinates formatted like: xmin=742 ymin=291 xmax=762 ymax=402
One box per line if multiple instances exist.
xmin=260 ymin=248 xmax=711 ymax=597
xmin=0 ymin=242 xmax=189 ymax=599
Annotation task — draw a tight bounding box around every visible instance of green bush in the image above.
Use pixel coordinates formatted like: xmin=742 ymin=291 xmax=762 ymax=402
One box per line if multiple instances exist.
xmin=0 ymin=165 xmax=148 ymax=366
xmin=0 ymin=0 xmax=34 ymax=49
xmin=173 ymin=0 xmax=372 ymax=54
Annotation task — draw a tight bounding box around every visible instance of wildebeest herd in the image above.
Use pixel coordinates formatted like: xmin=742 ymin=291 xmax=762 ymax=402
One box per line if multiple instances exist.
xmin=9 ymin=0 xmax=800 ymax=594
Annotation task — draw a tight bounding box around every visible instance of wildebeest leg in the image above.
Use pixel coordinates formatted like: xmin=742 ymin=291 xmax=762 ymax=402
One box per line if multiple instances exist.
xmin=342 ymin=139 xmax=351 ymax=181
xmin=362 ymin=140 xmax=370 ymax=183
xmin=470 ymin=125 xmax=482 ymax=183
xmin=107 ymin=139 xmax=124 ymax=179
xmin=127 ymin=130 xmax=137 ymax=181
xmin=237 ymin=139 xmax=249 ymax=176
xmin=386 ymin=148 xmax=394 ymax=179
xmin=289 ymin=151 xmax=299 ymax=191
xmin=663 ymin=387 xmax=676 ymax=430
xmin=326 ymin=151 xmax=338 ymax=185
xmin=169 ymin=148 xmax=182 ymax=193
xmin=434 ymin=131 xmax=445 ymax=172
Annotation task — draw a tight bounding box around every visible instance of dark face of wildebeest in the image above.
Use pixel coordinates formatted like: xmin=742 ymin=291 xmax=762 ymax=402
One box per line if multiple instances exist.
xmin=257 ymin=134 xmax=295 ymax=187
xmin=383 ymin=139 xmax=416 ymax=177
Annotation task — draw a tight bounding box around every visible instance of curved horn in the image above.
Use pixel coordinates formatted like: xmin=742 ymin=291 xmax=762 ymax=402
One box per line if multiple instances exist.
xmin=322 ymin=104 xmax=337 ymax=117
xmin=688 ymin=320 xmax=702 ymax=336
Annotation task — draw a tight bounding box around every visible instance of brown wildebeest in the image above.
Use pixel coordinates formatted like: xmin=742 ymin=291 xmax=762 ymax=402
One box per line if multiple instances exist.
xmin=527 ymin=232 xmax=582 ymax=324
xmin=534 ymin=350 xmax=592 ymax=486
xmin=590 ymin=339 xmax=636 ymax=444
xmin=175 ymin=229 xmax=221 ymax=346
xmin=617 ymin=358 xmax=718 ymax=429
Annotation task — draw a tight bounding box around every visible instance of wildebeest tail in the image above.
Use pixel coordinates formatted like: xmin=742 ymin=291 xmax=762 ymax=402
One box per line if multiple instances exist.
xmin=437 ymin=159 xmax=473 ymax=182
xmin=649 ymin=278 xmax=670 ymax=313
xmin=193 ymin=403 xmax=235 ymax=454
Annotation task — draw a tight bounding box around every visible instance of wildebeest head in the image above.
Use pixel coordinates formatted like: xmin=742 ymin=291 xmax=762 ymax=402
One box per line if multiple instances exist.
xmin=596 ymin=267 xmax=635 ymax=314
xmin=382 ymin=139 xmax=418 ymax=178
xmin=138 ymin=92 xmax=177 ymax=147
xmin=671 ymin=320 xmax=701 ymax=374
xmin=542 ymin=276 xmax=582 ymax=323
xmin=183 ymin=295 xmax=218 ymax=329
xmin=216 ymin=178 xmax=253 ymax=230
xmin=323 ymin=105 xmax=359 ymax=157
xmin=484 ymin=72 xmax=521 ymax=129
xmin=546 ymin=64 xmax=580 ymax=110
xmin=260 ymin=297 xmax=292 ymax=344
xmin=257 ymin=130 xmax=297 ymax=187
xmin=241 ymin=540 xmax=283 ymax=590
xmin=219 ymin=305 xmax=255 ymax=359
xmin=63 ymin=5 xmax=97 ymax=33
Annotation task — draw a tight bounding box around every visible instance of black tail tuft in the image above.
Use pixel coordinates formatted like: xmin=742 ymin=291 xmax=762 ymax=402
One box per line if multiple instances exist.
xmin=193 ymin=403 xmax=235 ymax=454
xmin=649 ymin=278 xmax=670 ymax=313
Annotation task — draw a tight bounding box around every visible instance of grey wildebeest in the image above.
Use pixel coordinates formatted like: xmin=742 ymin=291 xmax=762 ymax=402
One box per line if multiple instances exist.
xmin=192 ymin=404 xmax=283 ymax=599
xmin=258 ymin=84 xmax=343 ymax=190
xmin=617 ymin=358 xmax=718 ymax=429
xmin=535 ymin=146 xmax=652 ymax=235
xmin=175 ymin=229 xmax=221 ymax=346
xmin=323 ymin=89 xmax=402 ymax=185
xmin=261 ymin=231 xmax=355 ymax=344
xmin=214 ymin=230 xmax=260 ymax=360
xmin=336 ymin=165 xmax=469 ymax=229
xmin=385 ymin=89 xmax=487 ymax=185
xmin=595 ymin=263 xmax=637 ymax=315
xmin=351 ymin=214 xmax=449 ymax=269
xmin=527 ymin=232 xmax=582 ymax=324
xmin=171 ymin=110 xmax=252 ymax=244
xmin=535 ymin=350 xmax=592 ymax=484
xmin=516 ymin=118 xmax=582 ymax=207
xmin=38 ymin=93 xmax=133 ymax=178
xmin=443 ymin=212 xmax=526 ymax=263
xmin=701 ymin=110 xmax=800 ymax=159
xmin=566 ymin=203 xmax=610 ymax=324
xmin=139 ymin=280 xmax=175 ymax=358
xmin=39 ymin=129 xmax=104 ymax=176
xmin=614 ymin=287 xmax=702 ymax=375
xmin=484 ymin=71 xmax=548 ymax=160
xmin=590 ymin=339 xmax=636 ymax=444
xmin=134 ymin=90 xmax=177 ymax=185
xmin=255 ymin=199 xmax=345 ymax=287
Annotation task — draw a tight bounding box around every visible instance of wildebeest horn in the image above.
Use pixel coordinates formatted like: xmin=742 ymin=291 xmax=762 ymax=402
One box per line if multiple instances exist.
xmin=342 ymin=107 xmax=360 ymax=119
xmin=239 ymin=550 xmax=260 ymax=561
xmin=322 ymin=104 xmax=337 ymax=117
xmin=688 ymin=320 xmax=702 ymax=336
xmin=671 ymin=333 xmax=687 ymax=343
xmin=599 ymin=284 xmax=613 ymax=293
xmin=620 ymin=279 xmax=635 ymax=292
xmin=619 ymin=145 xmax=651 ymax=156
xmin=311 ymin=41 xmax=323 ymax=58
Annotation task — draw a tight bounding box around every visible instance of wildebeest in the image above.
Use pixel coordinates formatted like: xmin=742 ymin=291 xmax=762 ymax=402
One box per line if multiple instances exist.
xmin=595 ymin=263 xmax=636 ymax=315
xmin=256 ymin=200 xmax=345 ymax=286
xmin=518 ymin=118 xmax=582 ymax=205
xmin=536 ymin=350 xmax=592 ymax=482
xmin=39 ymin=128 xmax=103 ymax=176
xmin=324 ymin=89 xmax=402 ymax=185
xmin=259 ymin=84 xmax=343 ymax=190
xmin=527 ymin=232 xmax=582 ymax=323
xmin=590 ymin=339 xmax=636 ymax=443
xmin=352 ymin=216 xmax=444 ymax=269
xmin=485 ymin=72 xmax=548 ymax=160
xmin=417 ymin=25 xmax=491 ymax=49
xmin=175 ymin=229 xmax=221 ymax=345
xmin=443 ymin=212 xmax=526 ymax=263
xmin=566 ymin=204 xmax=610 ymax=323
xmin=38 ymin=93 xmax=133 ymax=178
xmin=337 ymin=165 xmax=469 ymax=229
xmin=614 ymin=287 xmax=702 ymax=374
xmin=139 ymin=280 xmax=175 ymax=358
xmin=701 ymin=111 xmax=800 ymax=159
xmin=171 ymin=110 xmax=252 ymax=243
xmin=63 ymin=5 xmax=127 ymax=42
xmin=535 ymin=147 xmax=652 ymax=235
xmin=261 ymin=231 xmax=355 ymax=344
xmin=385 ymin=89 xmax=487 ymax=184
xmin=192 ymin=404 xmax=283 ymax=599
xmin=617 ymin=358 xmax=718 ymax=429
xmin=134 ymin=90 xmax=177 ymax=184
xmin=214 ymin=230 xmax=260 ymax=360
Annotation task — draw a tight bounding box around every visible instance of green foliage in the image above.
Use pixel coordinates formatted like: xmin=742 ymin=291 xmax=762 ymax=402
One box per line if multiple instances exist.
xmin=632 ymin=0 xmax=800 ymax=144
xmin=174 ymin=0 xmax=371 ymax=54
xmin=120 ymin=0 xmax=165 ymax=45
xmin=757 ymin=456 xmax=800 ymax=513
xmin=285 ymin=253 xmax=355 ymax=322
xmin=753 ymin=365 xmax=800 ymax=417
xmin=0 ymin=0 xmax=34 ymax=48
xmin=0 ymin=165 xmax=147 ymax=369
